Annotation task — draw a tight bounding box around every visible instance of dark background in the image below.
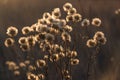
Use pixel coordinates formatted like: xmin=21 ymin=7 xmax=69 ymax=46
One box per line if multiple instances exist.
xmin=0 ymin=0 xmax=120 ymax=80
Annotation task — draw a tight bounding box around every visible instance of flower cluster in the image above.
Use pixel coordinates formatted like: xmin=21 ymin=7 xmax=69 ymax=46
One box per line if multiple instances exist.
xmin=5 ymin=2 xmax=81 ymax=80
xmin=86 ymin=31 xmax=107 ymax=48
xmin=4 ymin=2 xmax=107 ymax=80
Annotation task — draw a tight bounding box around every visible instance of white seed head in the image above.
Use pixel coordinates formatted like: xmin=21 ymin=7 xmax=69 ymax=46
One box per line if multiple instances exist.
xmin=73 ymin=13 xmax=82 ymax=22
xmin=92 ymin=18 xmax=101 ymax=27
xmin=67 ymin=7 xmax=77 ymax=15
xmin=18 ymin=37 xmax=27 ymax=45
xmin=86 ymin=39 xmax=97 ymax=48
xmin=22 ymin=26 xmax=32 ymax=35
xmin=36 ymin=59 xmax=46 ymax=68
xmin=81 ymin=18 xmax=90 ymax=27
xmin=63 ymin=3 xmax=73 ymax=12
xmin=70 ymin=58 xmax=79 ymax=65
xmin=6 ymin=26 xmax=18 ymax=37
xmin=4 ymin=38 xmax=15 ymax=47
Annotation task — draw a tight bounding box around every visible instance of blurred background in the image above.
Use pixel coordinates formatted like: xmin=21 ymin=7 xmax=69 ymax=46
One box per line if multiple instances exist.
xmin=0 ymin=0 xmax=120 ymax=80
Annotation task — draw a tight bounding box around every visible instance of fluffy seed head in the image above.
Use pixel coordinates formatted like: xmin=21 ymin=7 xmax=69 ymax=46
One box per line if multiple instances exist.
xmin=67 ymin=8 xmax=77 ymax=15
xmin=81 ymin=18 xmax=90 ymax=27
xmin=52 ymin=8 xmax=61 ymax=19
xmin=97 ymin=37 xmax=107 ymax=45
xmin=20 ymin=44 xmax=30 ymax=52
xmin=22 ymin=26 xmax=32 ymax=35
xmin=30 ymin=23 xmax=38 ymax=32
xmin=36 ymin=24 xmax=48 ymax=33
xmin=93 ymin=31 xmax=105 ymax=42
xmin=61 ymin=32 xmax=71 ymax=42
xmin=27 ymin=36 xmax=36 ymax=47
xmin=4 ymin=38 xmax=15 ymax=47
xmin=86 ymin=39 xmax=97 ymax=48
xmin=66 ymin=15 xmax=74 ymax=22
xmin=18 ymin=37 xmax=27 ymax=45
xmin=36 ymin=59 xmax=46 ymax=68
xmin=50 ymin=54 xmax=59 ymax=62
xmin=73 ymin=13 xmax=82 ymax=22
xmin=43 ymin=12 xmax=51 ymax=19
xmin=63 ymin=2 xmax=73 ymax=12
xmin=63 ymin=25 xmax=73 ymax=32
xmin=70 ymin=59 xmax=79 ymax=65
xmin=92 ymin=18 xmax=101 ymax=27
xmin=6 ymin=26 xmax=18 ymax=37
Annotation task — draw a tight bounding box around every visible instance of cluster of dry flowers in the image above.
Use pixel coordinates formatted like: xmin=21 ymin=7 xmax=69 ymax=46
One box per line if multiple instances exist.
xmin=4 ymin=2 xmax=107 ymax=80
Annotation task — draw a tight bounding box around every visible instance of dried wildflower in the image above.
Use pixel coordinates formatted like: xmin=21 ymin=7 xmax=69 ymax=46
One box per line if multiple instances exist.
xmin=19 ymin=62 xmax=26 ymax=68
xmin=86 ymin=39 xmax=97 ymax=48
xmin=93 ymin=31 xmax=107 ymax=45
xmin=52 ymin=8 xmax=61 ymax=19
xmin=71 ymin=51 xmax=78 ymax=57
xmin=36 ymin=24 xmax=49 ymax=33
xmin=93 ymin=31 xmax=105 ymax=40
xmin=38 ymin=19 xmax=47 ymax=25
xmin=97 ymin=37 xmax=107 ymax=45
xmin=70 ymin=58 xmax=79 ymax=65
xmin=66 ymin=15 xmax=73 ymax=22
xmin=61 ymin=32 xmax=71 ymax=42
xmin=30 ymin=23 xmax=38 ymax=32
xmin=81 ymin=18 xmax=90 ymax=27
xmin=37 ymin=33 xmax=46 ymax=41
xmin=36 ymin=59 xmax=46 ymax=68
xmin=4 ymin=38 xmax=15 ymax=47
xmin=20 ymin=44 xmax=30 ymax=52
xmin=41 ymin=42 xmax=51 ymax=51
xmin=22 ymin=26 xmax=32 ymax=35
xmin=63 ymin=2 xmax=73 ymax=12
xmin=59 ymin=19 xmax=67 ymax=27
xmin=66 ymin=50 xmax=77 ymax=58
xmin=27 ymin=36 xmax=36 ymax=47
xmin=38 ymin=74 xmax=45 ymax=80
xmin=6 ymin=26 xmax=18 ymax=37
xmin=50 ymin=54 xmax=59 ymax=62
xmin=46 ymin=16 xmax=55 ymax=24
xmin=52 ymin=44 xmax=64 ymax=53
xmin=43 ymin=12 xmax=51 ymax=19
xmin=14 ymin=70 xmax=20 ymax=76
xmin=49 ymin=27 xmax=59 ymax=34
xmin=91 ymin=18 xmax=101 ymax=27
xmin=18 ymin=37 xmax=27 ymax=45
xmin=67 ymin=7 xmax=77 ymax=15
xmin=63 ymin=25 xmax=73 ymax=32
xmin=73 ymin=13 xmax=82 ymax=22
